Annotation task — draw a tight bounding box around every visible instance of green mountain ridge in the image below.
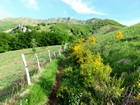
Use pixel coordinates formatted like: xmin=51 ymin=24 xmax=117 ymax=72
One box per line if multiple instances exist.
xmin=0 ymin=17 xmax=125 ymax=36
xmin=0 ymin=21 xmax=17 ymax=32
xmin=1 ymin=17 xmax=99 ymax=25
xmin=2 ymin=17 xmax=125 ymax=25
xmin=48 ymin=18 xmax=125 ymax=36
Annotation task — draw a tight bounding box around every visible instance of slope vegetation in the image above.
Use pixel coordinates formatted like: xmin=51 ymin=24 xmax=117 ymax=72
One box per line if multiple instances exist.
xmin=95 ymin=23 xmax=140 ymax=85
xmin=0 ymin=21 xmax=17 ymax=32
xmin=1 ymin=17 xmax=125 ymax=34
xmin=49 ymin=19 xmax=125 ymax=36
xmin=57 ymin=24 xmax=140 ymax=104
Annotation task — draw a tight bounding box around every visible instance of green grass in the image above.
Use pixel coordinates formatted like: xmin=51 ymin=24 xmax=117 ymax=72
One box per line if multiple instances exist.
xmin=15 ymin=55 xmax=64 ymax=105
xmin=39 ymin=25 xmax=51 ymax=32
xmin=93 ymin=23 xmax=140 ymax=86
xmin=94 ymin=25 xmax=122 ymax=35
xmin=0 ymin=45 xmax=61 ymax=90
xmin=0 ymin=21 xmax=17 ymax=32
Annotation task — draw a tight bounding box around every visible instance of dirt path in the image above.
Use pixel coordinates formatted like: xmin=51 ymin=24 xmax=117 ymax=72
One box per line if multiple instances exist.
xmin=47 ymin=54 xmax=68 ymax=105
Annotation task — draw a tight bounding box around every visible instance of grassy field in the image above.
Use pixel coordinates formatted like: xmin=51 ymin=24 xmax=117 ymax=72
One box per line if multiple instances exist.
xmin=0 ymin=45 xmax=61 ymax=90
xmin=13 ymin=56 xmax=64 ymax=105
xmin=0 ymin=22 xmax=140 ymax=104
xmin=39 ymin=25 xmax=51 ymax=32
xmin=51 ymin=24 xmax=140 ymax=104
xmin=0 ymin=21 xmax=17 ymax=32
xmin=93 ymin=23 xmax=140 ymax=86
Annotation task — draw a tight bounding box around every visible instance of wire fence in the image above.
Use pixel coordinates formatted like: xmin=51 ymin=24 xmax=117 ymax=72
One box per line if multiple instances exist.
xmin=0 ymin=45 xmax=67 ymax=102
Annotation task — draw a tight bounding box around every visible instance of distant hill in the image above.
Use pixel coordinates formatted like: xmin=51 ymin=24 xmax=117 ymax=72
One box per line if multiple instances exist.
xmin=46 ymin=17 xmax=85 ymax=24
xmin=2 ymin=17 xmax=85 ymax=25
xmin=1 ymin=17 xmax=125 ymax=25
xmin=48 ymin=18 xmax=125 ymax=36
xmin=0 ymin=17 xmax=125 ymax=34
xmin=0 ymin=21 xmax=17 ymax=32
xmin=2 ymin=17 xmax=44 ymax=25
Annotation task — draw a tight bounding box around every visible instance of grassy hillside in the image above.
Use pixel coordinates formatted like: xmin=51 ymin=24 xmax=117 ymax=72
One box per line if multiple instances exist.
xmin=0 ymin=45 xmax=60 ymax=90
xmin=0 ymin=17 xmax=45 ymax=32
xmin=0 ymin=21 xmax=17 ymax=32
xmin=2 ymin=17 xmax=44 ymax=25
xmin=48 ymin=19 xmax=125 ymax=37
xmin=49 ymin=23 xmax=90 ymax=37
xmin=2 ymin=17 xmax=85 ymax=27
xmin=93 ymin=23 xmax=140 ymax=86
xmin=13 ymin=55 xmax=64 ymax=105
xmin=94 ymin=25 xmax=122 ymax=35
xmin=46 ymin=17 xmax=85 ymax=24
xmin=55 ymin=24 xmax=140 ymax=104
xmin=11 ymin=24 xmax=140 ymax=104
xmin=2 ymin=17 xmax=140 ymax=104
xmin=1 ymin=17 xmax=125 ymax=34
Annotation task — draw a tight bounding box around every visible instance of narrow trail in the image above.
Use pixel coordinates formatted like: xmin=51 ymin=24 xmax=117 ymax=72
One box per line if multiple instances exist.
xmin=47 ymin=53 xmax=69 ymax=105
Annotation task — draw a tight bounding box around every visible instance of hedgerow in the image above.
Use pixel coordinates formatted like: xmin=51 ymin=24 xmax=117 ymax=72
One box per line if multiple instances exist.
xmin=57 ymin=37 xmax=124 ymax=105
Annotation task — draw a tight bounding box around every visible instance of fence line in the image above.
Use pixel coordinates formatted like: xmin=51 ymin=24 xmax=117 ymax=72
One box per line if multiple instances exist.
xmin=21 ymin=54 xmax=31 ymax=85
xmin=0 ymin=44 xmax=68 ymax=102
xmin=48 ymin=50 xmax=52 ymax=62
xmin=34 ymin=53 xmax=41 ymax=70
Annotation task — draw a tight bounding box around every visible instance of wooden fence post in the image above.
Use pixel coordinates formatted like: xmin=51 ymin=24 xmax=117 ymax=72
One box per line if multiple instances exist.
xmin=53 ymin=52 xmax=56 ymax=58
xmin=21 ymin=54 xmax=31 ymax=85
xmin=48 ymin=50 xmax=52 ymax=62
xmin=64 ymin=43 xmax=67 ymax=51
xmin=59 ymin=48 xmax=62 ymax=55
xmin=34 ymin=53 xmax=41 ymax=70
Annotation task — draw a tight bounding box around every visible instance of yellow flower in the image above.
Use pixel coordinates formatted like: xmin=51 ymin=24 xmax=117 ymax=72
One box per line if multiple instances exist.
xmin=73 ymin=44 xmax=81 ymax=52
xmin=116 ymin=32 xmax=123 ymax=39
xmin=138 ymin=83 xmax=140 ymax=88
xmin=93 ymin=58 xmax=102 ymax=69
xmin=88 ymin=36 xmax=96 ymax=44
xmin=135 ymin=79 xmax=140 ymax=100
xmin=135 ymin=93 xmax=140 ymax=100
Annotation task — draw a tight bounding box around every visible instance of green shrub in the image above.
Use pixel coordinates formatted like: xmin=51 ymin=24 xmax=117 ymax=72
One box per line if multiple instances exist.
xmin=57 ymin=39 xmax=124 ymax=105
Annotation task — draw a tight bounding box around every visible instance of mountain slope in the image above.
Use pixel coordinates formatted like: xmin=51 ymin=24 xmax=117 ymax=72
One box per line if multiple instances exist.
xmin=0 ymin=21 xmax=17 ymax=32
xmin=94 ymin=23 xmax=140 ymax=86
xmin=49 ymin=19 xmax=125 ymax=36
xmin=2 ymin=17 xmax=43 ymax=25
xmin=0 ymin=17 xmax=125 ymax=34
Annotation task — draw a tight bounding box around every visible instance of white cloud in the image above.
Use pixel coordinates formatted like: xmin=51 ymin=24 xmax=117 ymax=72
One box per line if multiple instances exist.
xmin=61 ymin=0 xmax=106 ymax=15
xmin=22 ymin=0 xmax=39 ymax=10
xmin=120 ymin=18 xmax=140 ymax=26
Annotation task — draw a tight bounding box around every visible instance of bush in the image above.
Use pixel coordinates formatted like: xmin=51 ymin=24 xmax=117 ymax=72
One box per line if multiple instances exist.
xmin=0 ymin=31 xmax=70 ymax=53
xmin=57 ymin=38 xmax=124 ymax=105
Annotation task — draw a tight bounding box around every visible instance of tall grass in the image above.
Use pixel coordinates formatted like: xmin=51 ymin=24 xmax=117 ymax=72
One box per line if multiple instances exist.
xmin=15 ymin=55 xmax=65 ymax=105
xmin=93 ymin=24 xmax=140 ymax=87
xmin=0 ymin=45 xmax=60 ymax=89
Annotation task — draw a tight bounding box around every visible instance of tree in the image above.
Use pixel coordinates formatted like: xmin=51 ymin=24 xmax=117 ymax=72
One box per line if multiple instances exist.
xmin=31 ymin=38 xmax=37 ymax=53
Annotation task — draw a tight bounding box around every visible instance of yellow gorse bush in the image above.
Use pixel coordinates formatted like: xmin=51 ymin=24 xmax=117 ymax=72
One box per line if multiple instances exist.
xmin=70 ymin=38 xmax=124 ymax=101
xmin=116 ymin=31 xmax=123 ymax=39
xmin=138 ymin=80 xmax=140 ymax=88
xmin=135 ymin=80 xmax=140 ymax=100
xmin=136 ymin=93 xmax=140 ymax=99
xmin=58 ymin=37 xmax=124 ymax=104
xmin=73 ymin=44 xmax=81 ymax=52
xmin=72 ymin=44 xmax=90 ymax=64
xmin=88 ymin=36 xmax=96 ymax=44
xmin=70 ymin=38 xmax=84 ymax=52
xmin=93 ymin=54 xmax=102 ymax=69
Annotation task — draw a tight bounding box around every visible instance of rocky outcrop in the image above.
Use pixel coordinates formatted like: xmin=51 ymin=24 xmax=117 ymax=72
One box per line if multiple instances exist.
xmin=18 ymin=24 xmax=31 ymax=32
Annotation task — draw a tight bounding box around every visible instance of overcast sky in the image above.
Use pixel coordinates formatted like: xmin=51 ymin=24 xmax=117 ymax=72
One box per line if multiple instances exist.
xmin=0 ymin=0 xmax=140 ymax=25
